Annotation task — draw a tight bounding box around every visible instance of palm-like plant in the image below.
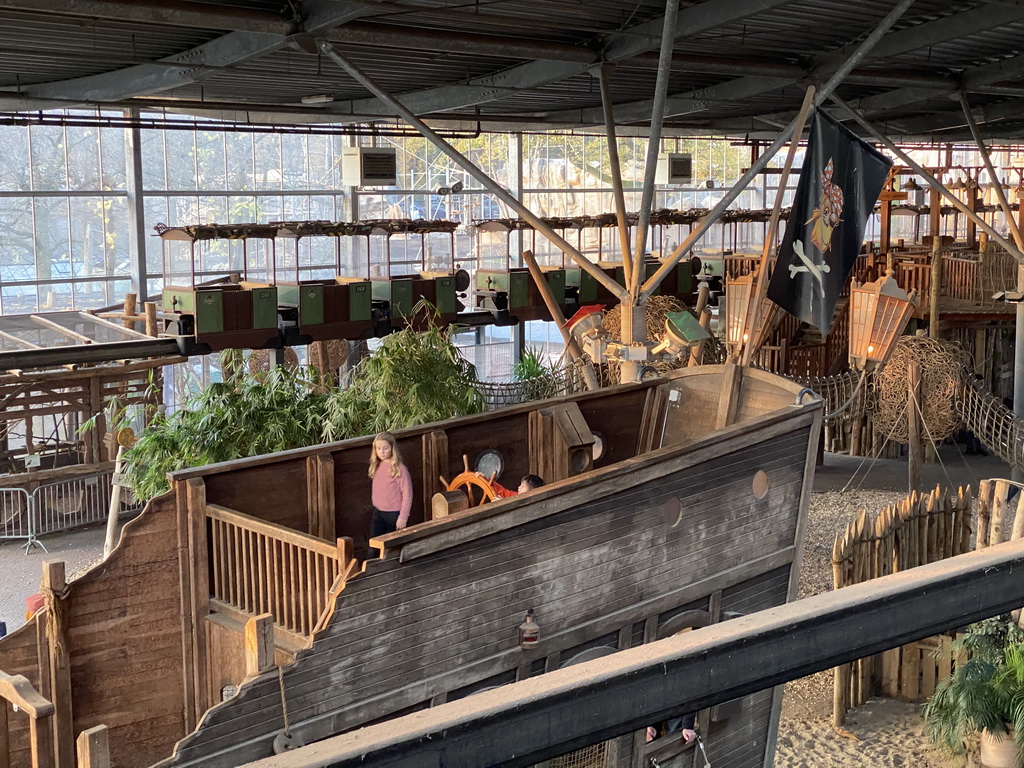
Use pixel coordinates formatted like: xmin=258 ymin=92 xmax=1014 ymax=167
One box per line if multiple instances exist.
xmin=923 ymin=617 xmax=1024 ymax=756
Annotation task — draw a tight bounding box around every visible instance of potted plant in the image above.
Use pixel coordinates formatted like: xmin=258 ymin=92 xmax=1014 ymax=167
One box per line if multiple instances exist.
xmin=923 ymin=617 xmax=1024 ymax=767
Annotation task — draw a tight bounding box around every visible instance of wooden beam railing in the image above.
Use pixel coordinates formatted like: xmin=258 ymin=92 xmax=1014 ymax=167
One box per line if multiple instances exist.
xmin=206 ymin=504 xmax=355 ymax=638
xmin=0 ymin=670 xmax=54 ymax=768
xmin=723 ymin=254 xmax=760 ymax=280
xmin=941 ymin=254 xmax=980 ymax=302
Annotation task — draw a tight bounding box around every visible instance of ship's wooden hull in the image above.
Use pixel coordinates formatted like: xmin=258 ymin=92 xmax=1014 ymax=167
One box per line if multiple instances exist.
xmin=0 ymin=365 xmax=821 ymax=768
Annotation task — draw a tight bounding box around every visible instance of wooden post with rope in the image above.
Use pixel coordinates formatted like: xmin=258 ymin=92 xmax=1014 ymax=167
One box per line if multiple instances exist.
xmin=41 ymin=560 xmax=72 ymax=768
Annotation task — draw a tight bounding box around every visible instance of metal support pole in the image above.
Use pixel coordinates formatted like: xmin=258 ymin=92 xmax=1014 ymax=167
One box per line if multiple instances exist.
xmin=318 ymin=41 xmax=626 ymax=301
xmin=124 ymin=108 xmax=149 ymax=301
xmin=640 ymin=0 xmax=918 ymax=299
xmin=597 ymin=64 xmax=633 ymax=278
xmin=830 ymin=96 xmax=1024 ymax=262
xmin=957 ymin=92 xmax=1024 ymax=251
xmin=741 ymin=86 xmax=816 ymax=368
xmin=629 ymin=0 xmax=680 ymax=302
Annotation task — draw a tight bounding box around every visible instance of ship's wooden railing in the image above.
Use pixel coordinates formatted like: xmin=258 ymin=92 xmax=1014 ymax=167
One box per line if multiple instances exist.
xmin=723 ymin=255 xmax=759 ymax=279
xmin=206 ymin=503 xmax=355 ymax=637
xmin=941 ymin=254 xmax=979 ymax=301
xmin=752 ymin=343 xmax=786 ymax=374
xmin=0 ymin=670 xmax=54 ymax=768
xmin=894 ymin=259 xmax=931 ymax=298
xmin=786 ymin=343 xmax=827 ymax=379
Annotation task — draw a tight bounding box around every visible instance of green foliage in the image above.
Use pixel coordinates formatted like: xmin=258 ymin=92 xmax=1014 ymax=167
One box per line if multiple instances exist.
xmin=513 ymin=347 xmax=556 ymax=381
xmin=122 ymin=365 xmax=328 ymax=501
xmin=923 ymin=617 xmax=1024 ymax=755
xmin=122 ymin=304 xmax=484 ymax=501
xmin=322 ymin=303 xmax=484 ymax=439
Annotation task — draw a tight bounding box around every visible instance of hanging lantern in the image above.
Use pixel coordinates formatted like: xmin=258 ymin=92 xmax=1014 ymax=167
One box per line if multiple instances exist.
xmin=724 ymin=271 xmax=755 ymax=355
xmin=518 ymin=609 xmax=540 ymax=649
xmin=849 ymin=269 xmax=916 ymax=371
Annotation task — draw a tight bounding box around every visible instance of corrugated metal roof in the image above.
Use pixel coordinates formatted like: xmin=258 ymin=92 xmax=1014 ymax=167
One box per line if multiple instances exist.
xmin=0 ymin=0 xmax=1020 ymax=141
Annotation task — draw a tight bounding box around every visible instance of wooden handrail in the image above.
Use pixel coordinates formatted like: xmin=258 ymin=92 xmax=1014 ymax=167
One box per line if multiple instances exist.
xmin=0 ymin=671 xmax=54 ymax=768
xmin=0 ymin=672 xmax=52 ymax=718
xmin=205 ymin=503 xmax=353 ymax=636
xmin=206 ymin=503 xmax=339 ymax=559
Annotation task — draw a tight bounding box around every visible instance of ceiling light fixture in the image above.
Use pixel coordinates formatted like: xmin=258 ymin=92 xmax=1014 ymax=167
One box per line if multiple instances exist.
xmin=301 ymin=94 xmax=334 ymax=105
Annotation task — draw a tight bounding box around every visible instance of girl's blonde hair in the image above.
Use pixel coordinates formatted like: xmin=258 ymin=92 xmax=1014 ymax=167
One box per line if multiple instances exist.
xmin=368 ymin=431 xmax=403 ymax=479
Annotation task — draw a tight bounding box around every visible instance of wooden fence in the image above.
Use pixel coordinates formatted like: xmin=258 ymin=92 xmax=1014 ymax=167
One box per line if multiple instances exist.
xmin=942 ymin=255 xmax=979 ymax=301
xmin=831 ymin=485 xmax=973 ymax=724
xmin=207 ymin=503 xmax=355 ymax=638
xmin=832 ymin=479 xmax=1024 ymax=724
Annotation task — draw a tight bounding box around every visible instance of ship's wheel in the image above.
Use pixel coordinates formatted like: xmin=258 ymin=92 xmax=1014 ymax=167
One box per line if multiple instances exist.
xmin=440 ymin=454 xmax=500 ymax=507
xmin=445 ymin=472 xmax=500 ymax=506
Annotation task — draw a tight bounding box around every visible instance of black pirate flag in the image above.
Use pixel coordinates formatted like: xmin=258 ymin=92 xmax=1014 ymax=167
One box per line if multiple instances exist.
xmin=767 ymin=111 xmax=892 ymax=334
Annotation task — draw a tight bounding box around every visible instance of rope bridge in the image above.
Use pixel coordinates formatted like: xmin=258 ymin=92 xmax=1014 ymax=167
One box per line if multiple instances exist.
xmin=957 ymin=377 xmax=1024 ymax=470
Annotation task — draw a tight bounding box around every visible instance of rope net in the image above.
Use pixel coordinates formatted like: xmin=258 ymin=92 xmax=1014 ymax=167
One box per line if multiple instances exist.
xmin=957 ymin=377 xmax=1024 ymax=469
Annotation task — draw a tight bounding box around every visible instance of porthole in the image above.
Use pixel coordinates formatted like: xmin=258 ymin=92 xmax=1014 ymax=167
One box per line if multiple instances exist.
xmin=659 ymin=497 xmax=685 ymax=528
xmin=752 ymin=470 xmax=770 ymax=499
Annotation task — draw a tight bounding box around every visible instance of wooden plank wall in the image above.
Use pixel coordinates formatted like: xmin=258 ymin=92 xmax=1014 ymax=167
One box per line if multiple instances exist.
xmin=0 ymin=622 xmax=43 ymax=767
xmin=203 ymin=458 xmax=309 ymax=533
xmin=166 ymin=416 xmax=814 ymax=768
xmin=61 ymin=493 xmax=188 ymax=768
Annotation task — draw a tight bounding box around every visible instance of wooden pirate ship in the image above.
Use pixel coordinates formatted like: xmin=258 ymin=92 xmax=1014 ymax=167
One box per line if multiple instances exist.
xmin=0 ymin=362 xmax=821 ymax=768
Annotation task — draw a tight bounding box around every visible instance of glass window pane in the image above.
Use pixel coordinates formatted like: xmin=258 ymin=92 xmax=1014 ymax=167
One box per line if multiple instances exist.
xmin=225 ymin=133 xmax=254 ymax=190
xmin=69 ymin=196 xmax=106 ymax=278
xmin=141 ymin=128 xmax=166 ymax=189
xmin=66 ymin=125 xmax=101 ymax=190
xmin=100 ymin=126 xmax=127 ymax=190
xmin=165 ymin=132 xmax=197 ymax=190
xmin=196 ymin=131 xmax=226 ymax=190
xmin=34 ymin=197 xmax=71 ymax=283
xmin=0 ymin=124 xmax=31 ymax=191
xmin=254 ymin=134 xmax=281 ymax=190
xmin=281 ymin=135 xmax=308 ymax=190
xmin=30 ymin=125 xmax=68 ymax=191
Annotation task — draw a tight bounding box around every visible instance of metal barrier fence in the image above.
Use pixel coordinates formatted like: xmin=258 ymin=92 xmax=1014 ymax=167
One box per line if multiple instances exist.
xmin=0 ymin=469 xmax=141 ymax=552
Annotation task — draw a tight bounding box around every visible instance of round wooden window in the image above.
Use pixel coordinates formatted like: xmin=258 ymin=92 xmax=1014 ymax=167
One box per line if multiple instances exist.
xmin=752 ymin=470 xmax=770 ymax=499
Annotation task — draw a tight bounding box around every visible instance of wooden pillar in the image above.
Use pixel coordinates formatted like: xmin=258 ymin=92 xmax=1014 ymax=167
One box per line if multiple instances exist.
xmin=966 ymin=182 xmax=978 ymax=250
xmin=185 ymin=478 xmax=210 ymax=717
xmin=121 ymin=294 xmax=137 ymax=331
xmin=244 ymin=614 xmax=275 ymax=680
xmin=41 ymin=561 xmax=72 ymax=768
xmin=907 ymin=362 xmax=922 ymax=492
xmin=305 ymin=454 xmax=335 ymax=540
xmin=143 ymin=302 xmax=158 ymax=338
xmin=929 ymin=189 xmax=942 ymax=340
xmin=75 ymin=726 xmax=109 ymax=768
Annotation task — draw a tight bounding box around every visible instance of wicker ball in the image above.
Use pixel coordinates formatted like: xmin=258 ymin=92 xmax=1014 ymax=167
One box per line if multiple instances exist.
xmin=872 ymin=336 xmax=968 ymax=444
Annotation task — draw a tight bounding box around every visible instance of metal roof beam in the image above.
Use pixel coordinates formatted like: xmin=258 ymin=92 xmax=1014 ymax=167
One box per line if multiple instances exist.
xmin=325 ymin=22 xmax=595 ymax=63
xmin=817 ymin=3 xmax=1024 ymax=66
xmin=894 ymin=96 xmax=1024 ymax=135
xmin=328 ymin=0 xmax=792 ymax=118
xmin=0 ymin=0 xmax=295 ymax=34
xmin=11 ymin=0 xmax=378 ymax=103
xmin=854 ymin=52 xmax=1024 ymax=114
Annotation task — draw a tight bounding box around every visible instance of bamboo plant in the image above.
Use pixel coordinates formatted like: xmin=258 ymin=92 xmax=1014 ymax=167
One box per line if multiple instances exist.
xmin=122 ymin=303 xmax=486 ymax=501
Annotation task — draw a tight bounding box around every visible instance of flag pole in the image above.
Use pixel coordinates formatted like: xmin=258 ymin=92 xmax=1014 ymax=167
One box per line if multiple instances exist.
xmin=741 ymin=86 xmax=816 ymax=368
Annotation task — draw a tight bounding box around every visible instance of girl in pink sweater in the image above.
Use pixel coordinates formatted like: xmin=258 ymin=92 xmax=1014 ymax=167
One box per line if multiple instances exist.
xmin=368 ymin=432 xmax=413 ymax=539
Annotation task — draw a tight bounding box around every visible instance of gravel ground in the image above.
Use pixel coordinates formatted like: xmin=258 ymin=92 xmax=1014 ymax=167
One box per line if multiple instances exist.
xmin=0 ymin=523 xmax=105 ymax=636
